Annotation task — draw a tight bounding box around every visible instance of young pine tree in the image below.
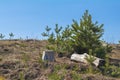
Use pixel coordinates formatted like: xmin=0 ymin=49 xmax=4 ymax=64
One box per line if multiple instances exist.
xmin=54 ymin=24 xmax=63 ymax=53
xmin=9 ymin=32 xmax=14 ymax=40
xmin=41 ymin=26 xmax=51 ymax=39
xmin=0 ymin=33 xmax=5 ymax=40
xmin=71 ymin=10 xmax=104 ymax=58
xmin=61 ymin=25 xmax=73 ymax=54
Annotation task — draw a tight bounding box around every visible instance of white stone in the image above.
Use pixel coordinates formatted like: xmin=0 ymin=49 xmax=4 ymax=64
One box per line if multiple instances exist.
xmin=71 ymin=53 xmax=88 ymax=63
xmin=71 ymin=53 xmax=104 ymax=67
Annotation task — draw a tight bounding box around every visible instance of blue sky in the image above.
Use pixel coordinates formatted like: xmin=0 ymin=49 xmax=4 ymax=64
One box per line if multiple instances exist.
xmin=0 ymin=0 xmax=120 ymax=43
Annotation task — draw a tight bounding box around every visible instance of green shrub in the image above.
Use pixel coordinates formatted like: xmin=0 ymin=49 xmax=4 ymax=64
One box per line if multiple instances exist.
xmin=95 ymin=47 xmax=106 ymax=59
xmin=100 ymin=55 xmax=120 ymax=78
xmin=54 ymin=65 xmax=61 ymax=72
xmin=110 ymin=66 xmax=120 ymax=77
xmin=71 ymin=71 xmax=82 ymax=80
xmin=86 ymin=49 xmax=96 ymax=73
xmin=19 ymin=71 xmax=25 ymax=80
xmin=48 ymin=66 xmax=66 ymax=80
xmin=48 ymin=72 xmax=64 ymax=80
xmin=21 ymin=52 xmax=30 ymax=67
xmin=102 ymin=65 xmax=120 ymax=78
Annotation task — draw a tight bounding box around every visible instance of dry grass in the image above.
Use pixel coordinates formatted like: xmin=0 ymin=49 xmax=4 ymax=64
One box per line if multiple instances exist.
xmin=0 ymin=40 xmax=120 ymax=80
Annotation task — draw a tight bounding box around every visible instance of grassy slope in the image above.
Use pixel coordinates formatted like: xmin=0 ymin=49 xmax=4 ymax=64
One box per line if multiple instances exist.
xmin=0 ymin=40 xmax=120 ymax=80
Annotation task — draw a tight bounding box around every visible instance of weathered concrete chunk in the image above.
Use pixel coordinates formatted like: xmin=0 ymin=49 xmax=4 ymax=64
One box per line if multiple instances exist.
xmin=42 ymin=50 xmax=55 ymax=62
xmin=71 ymin=53 xmax=105 ymax=67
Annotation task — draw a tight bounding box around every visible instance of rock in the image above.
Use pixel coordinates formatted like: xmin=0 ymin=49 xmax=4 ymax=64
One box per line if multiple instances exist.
xmin=70 ymin=53 xmax=105 ymax=67
xmin=42 ymin=50 xmax=55 ymax=62
xmin=71 ymin=53 xmax=88 ymax=63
